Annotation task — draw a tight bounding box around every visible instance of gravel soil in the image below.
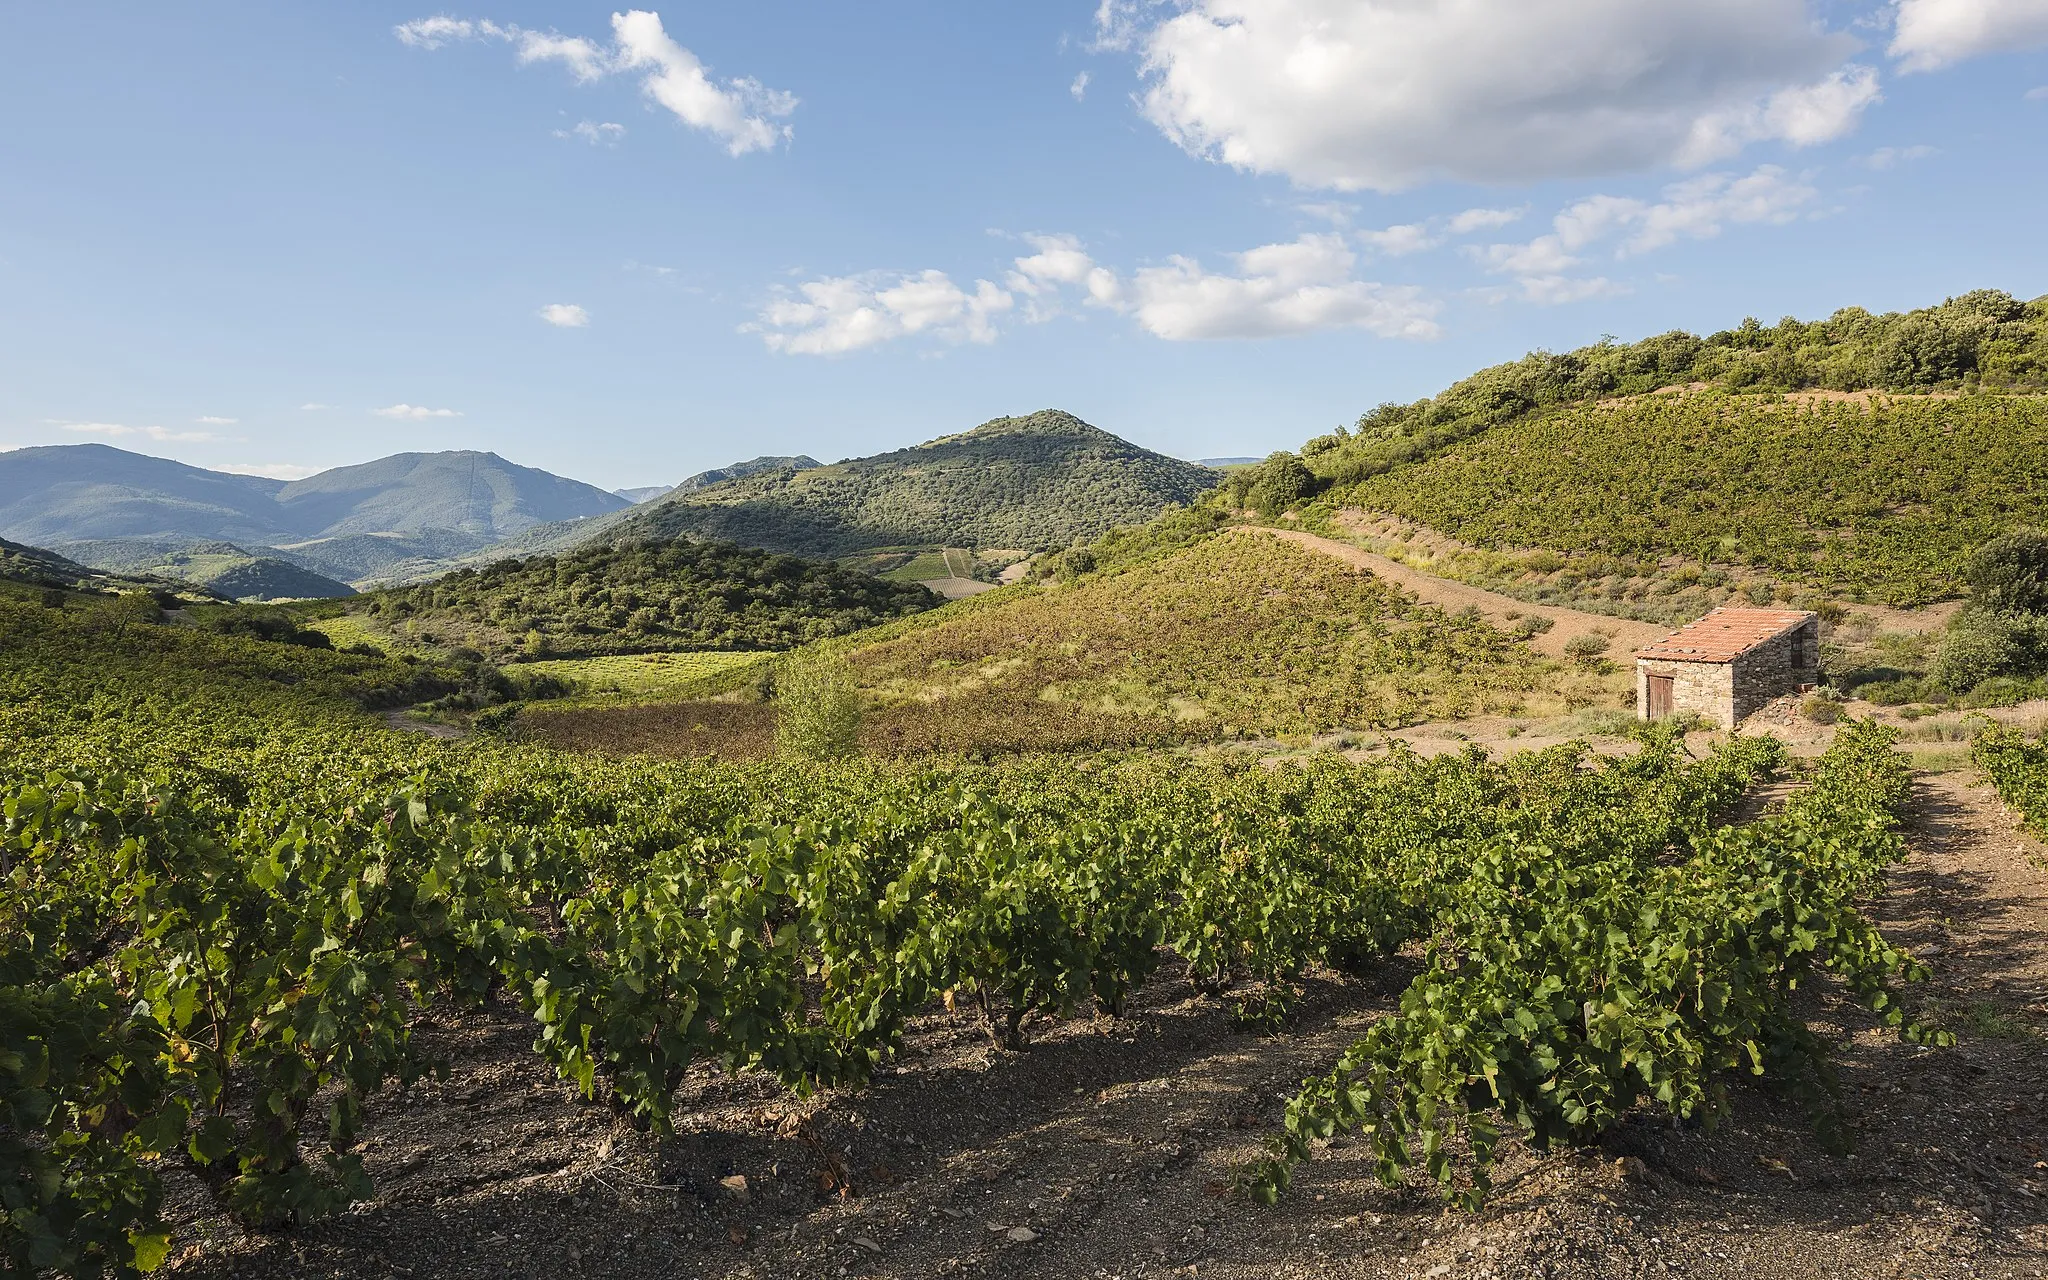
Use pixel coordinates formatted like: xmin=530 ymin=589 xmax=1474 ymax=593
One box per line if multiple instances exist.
xmin=161 ymin=771 xmax=2048 ymax=1280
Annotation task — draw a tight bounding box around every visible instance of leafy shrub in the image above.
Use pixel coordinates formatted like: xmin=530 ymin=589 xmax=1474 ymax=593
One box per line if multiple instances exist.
xmin=1967 ymin=528 xmax=2048 ymax=614
xmin=1802 ymin=694 xmax=1843 ymax=725
xmin=1563 ymin=633 xmax=1611 ymax=663
xmin=775 ymin=650 xmax=862 ymax=760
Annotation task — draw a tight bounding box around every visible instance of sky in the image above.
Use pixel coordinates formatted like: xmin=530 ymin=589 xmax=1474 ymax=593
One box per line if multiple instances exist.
xmin=3 ymin=1 xmax=2047 ymax=491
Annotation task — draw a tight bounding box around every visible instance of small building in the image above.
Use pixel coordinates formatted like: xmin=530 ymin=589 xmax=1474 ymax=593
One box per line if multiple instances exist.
xmin=1634 ymin=608 xmax=1822 ymax=728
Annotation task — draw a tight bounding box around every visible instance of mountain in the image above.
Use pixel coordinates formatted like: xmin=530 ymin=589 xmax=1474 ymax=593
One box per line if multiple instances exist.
xmin=349 ymin=536 xmax=938 ymax=660
xmin=0 ymin=445 xmax=631 ymax=588
xmin=270 ymin=450 xmax=628 ymax=540
xmin=674 ymin=455 xmax=821 ymax=494
xmin=53 ymin=538 xmax=355 ymax=601
xmin=1198 ymin=457 xmax=1261 ymax=467
xmin=615 ymin=485 xmax=675 ymax=504
xmin=606 ymin=412 xmax=1216 ymax=558
xmin=0 ymin=443 xmax=295 ymax=544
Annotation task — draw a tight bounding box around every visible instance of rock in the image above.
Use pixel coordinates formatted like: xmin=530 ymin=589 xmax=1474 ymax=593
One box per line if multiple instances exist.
xmin=1616 ymin=1156 xmax=1652 ymax=1183
xmin=719 ymin=1174 xmax=751 ymax=1203
xmin=852 ymin=1237 xmax=881 ymax=1253
xmin=1006 ymin=1227 xmax=1041 ymax=1243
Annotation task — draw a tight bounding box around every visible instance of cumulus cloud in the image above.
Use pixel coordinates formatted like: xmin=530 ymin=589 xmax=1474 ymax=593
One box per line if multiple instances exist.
xmin=753 ymin=230 xmax=1439 ymax=351
xmin=299 ymin=403 xmax=333 ymax=411
xmin=61 ymin=423 xmax=226 ymax=444
xmin=555 ymin=120 xmax=625 ymax=145
xmin=539 ymin=303 xmax=591 ymax=327
xmin=374 ymin=404 xmax=463 ymax=419
xmin=395 ymin=10 xmax=795 ymax=155
xmin=1891 ymin=0 xmax=2048 ymax=72
xmin=196 ymin=415 xmax=239 ymax=425
xmin=750 ymin=272 xmax=1015 ymax=354
xmin=218 ymin=463 xmax=323 ymax=480
xmin=1123 ymin=234 xmax=1440 ymax=340
xmin=1467 ymin=165 xmax=1818 ymax=302
xmin=1111 ymin=0 xmax=1876 ymax=190
xmin=1071 ymin=71 xmax=1091 ymax=101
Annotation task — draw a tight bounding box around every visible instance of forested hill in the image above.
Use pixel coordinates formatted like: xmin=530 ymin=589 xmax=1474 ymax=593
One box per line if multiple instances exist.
xmin=602 ymin=410 xmax=1216 ymax=557
xmin=350 ymin=536 xmax=939 ymax=659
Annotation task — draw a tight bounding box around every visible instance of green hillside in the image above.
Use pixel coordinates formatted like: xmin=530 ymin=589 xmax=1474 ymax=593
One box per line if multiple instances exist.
xmin=605 ymin=410 xmax=1216 ymax=557
xmin=348 ymin=536 xmax=939 ymax=660
xmin=53 ymin=538 xmax=355 ymax=600
xmin=1338 ymin=392 xmax=2048 ymax=606
xmin=1285 ymin=289 xmax=2048 ymax=493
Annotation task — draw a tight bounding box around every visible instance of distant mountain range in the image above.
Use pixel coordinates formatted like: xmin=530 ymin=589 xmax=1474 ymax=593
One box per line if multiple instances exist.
xmin=0 ymin=418 xmax=1220 ymax=596
xmin=0 ymin=444 xmax=630 ymax=597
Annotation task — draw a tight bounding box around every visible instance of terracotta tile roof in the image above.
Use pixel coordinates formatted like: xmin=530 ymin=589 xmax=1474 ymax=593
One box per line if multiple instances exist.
xmin=1634 ymin=608 xmax=1816 ymax=664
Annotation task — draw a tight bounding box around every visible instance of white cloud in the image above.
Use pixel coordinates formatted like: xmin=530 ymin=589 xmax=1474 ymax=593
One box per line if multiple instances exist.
xmin=1359 ymin=207 xmax=1526 ymax=257
xmin=217 ymin=462 xmax=323 ymax=480
xmin=2027 ymin=84 xmax=2048 ymax=100
xmin=1891 ymin=0 xmax=2048 ymax=72
xmin=1071 ymin=71 xmax=1091 ymax=101
xmin=610 ymin=10 xmax=795 ymax=156
xmin=751 ymin=271 xmax=1014 ymax=354
xmin=61 ymin=423 xmax=225 ymax=444
xmin=374 ymin=404 xmax=463 ymax=419
xmin=395 ymin=9 xmax=795 ymax=156
xmin=539 ymin=303 xmax=591 ymax=327
xmin=1113 ymin=0 xmax=1875 ymax=190
xmin=755 ymin=231 xmax=1438 ymax=350
xmin=298 ymin=402 xmax=332 ymax=411
xmin=1859 ymin=143 xmax=1939 ymax=168
xmin=1445 ymin=207 xmax=1528 ymax=235
xmin=1124 ymin=234 xmax=1439 ymax=340
xmin=555 ymin=120 xmax=625 ymax=145
xmin=196 ymin=415 xmax=239 ymax=425
xmin=1007 ymin=234 xmax=1125 ymax=319
xmin=394 ymin=16 xmax=484 ymax=49
xmin=1467 ymin=165 xmax=1818 ymax=302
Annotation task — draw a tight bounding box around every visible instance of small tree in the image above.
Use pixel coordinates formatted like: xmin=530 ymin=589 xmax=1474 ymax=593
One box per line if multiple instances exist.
xmin=1966 ymin=528 xmax=2048 ymax=614
xmin=775 ymin=649 xmax=862 ymax=760
xmin=1245 ymin=453 xmax=1316 ymax=518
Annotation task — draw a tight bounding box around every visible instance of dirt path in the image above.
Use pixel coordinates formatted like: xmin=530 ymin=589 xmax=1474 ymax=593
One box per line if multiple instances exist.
xmin=1247 ymin=526 xmax=1670 ymax=661
xmin=380 ymin=708 xmax=467 ymax=739
xmin=163 ymin=770 xmax=2048 ymax=1280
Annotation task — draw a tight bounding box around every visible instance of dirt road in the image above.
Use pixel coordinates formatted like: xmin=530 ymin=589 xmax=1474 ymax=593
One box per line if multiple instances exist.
xmin=1245 ymin=526 xmax=1671 ymax=661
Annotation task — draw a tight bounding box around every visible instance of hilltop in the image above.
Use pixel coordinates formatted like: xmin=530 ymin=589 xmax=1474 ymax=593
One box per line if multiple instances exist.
xmin=347 ymin=536 xmax=938 ymax=661
xmin=1207 ymin=289 xmax=2048 ymax=609
xmin=603 ymin=410 xmax=1216 ymax=558
xmin=48 ymin=538 xmax=356 ymax=601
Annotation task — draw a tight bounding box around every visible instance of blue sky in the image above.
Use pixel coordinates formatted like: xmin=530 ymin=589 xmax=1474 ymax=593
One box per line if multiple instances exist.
xmin=3 ymin=1 xmax=2046 ymax=490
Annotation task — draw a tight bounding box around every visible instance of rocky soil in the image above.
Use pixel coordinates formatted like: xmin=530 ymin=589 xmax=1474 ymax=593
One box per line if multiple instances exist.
xmin=163 ymin=770 xmax=2048 ymax=1280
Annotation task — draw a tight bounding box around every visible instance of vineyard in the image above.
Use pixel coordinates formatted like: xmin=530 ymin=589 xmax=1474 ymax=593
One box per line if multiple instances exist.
xmin=1335 ymin=393 xmax=2048 ymax=606
xmin=0 ymin=580 xmax=1960 ymax=1277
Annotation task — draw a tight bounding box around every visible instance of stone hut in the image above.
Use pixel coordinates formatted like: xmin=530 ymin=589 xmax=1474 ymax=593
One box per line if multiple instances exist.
xmin=1634 ymin=608 xmax=1822 ymax=728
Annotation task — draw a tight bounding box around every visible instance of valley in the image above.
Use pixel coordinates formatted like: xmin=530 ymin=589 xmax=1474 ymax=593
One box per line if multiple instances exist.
xmin=7 ymin=288 xmax=2048 ymax=1280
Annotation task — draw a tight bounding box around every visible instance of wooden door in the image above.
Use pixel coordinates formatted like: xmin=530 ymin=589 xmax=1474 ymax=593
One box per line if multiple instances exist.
xmin=1646 ymin=674 xmax=1675 ymax=720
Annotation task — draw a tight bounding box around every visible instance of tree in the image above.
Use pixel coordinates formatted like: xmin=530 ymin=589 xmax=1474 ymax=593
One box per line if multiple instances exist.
xmin=1966 ymin=528 xmax=2048 ymax=614
xmin=775 ymin=649 xmax=862 ymax=760
xmin=1245 ymin=453 xmax=1315 ymax=518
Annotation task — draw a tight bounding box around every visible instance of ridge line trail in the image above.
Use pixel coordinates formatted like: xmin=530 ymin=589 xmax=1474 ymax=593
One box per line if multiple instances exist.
xmin=1242 ymin=525 xmax=1670 ymax=660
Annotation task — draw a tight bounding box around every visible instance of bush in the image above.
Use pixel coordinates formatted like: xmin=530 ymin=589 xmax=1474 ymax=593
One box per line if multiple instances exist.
xmin=1967 ymin=529 xmax=2048 ymax=614
xmin=775 ymin=649 xmax=862 ymax=760
xmin=1245 ymin=454 xmax=1317 ymax=517
xmin=1801 ymin=695 xmax=1843 ymax=725
xmin=1931 ymin=609 xmax=2026 ymax=694
xmin=1563 ymin=633 xmax=1612 ymax=663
